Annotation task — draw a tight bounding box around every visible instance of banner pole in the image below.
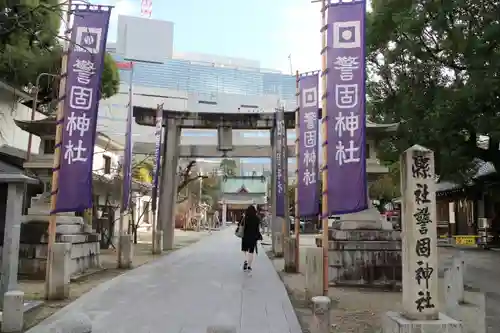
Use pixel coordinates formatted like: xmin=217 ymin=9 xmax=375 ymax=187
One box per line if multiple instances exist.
xmin=294 ymin=70 xmax=300 ymax=271
xmin=45 ymin=0 xmax=72 ymax=299
xmin=118 ymin=61 xmax=134 ymax=266
xmin=320 ymin=0 xmax=329 ymax=296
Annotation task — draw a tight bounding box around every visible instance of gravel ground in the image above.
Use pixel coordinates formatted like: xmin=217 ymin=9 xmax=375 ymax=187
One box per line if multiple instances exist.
xmin=264 ymin=238 xmax=492 ymax=333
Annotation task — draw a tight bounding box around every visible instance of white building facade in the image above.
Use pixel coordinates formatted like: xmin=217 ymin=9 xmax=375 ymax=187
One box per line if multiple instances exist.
xmin=0 ymin=81 xmax=45 ymax=155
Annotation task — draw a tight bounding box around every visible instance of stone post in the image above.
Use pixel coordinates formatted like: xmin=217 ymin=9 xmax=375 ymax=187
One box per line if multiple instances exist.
xmin=400 ymin=145 xmax=439 ymax=320
xmin=274 ymin=232 xmax=284 ymax=257
xmin=153 ymin=230 xmax=163 ymax=255
xmin=284 ymin=237 xmax=297 ymax=272
xmin=118 ymin=234 xmax=134 ymax=269
xmin=305 ymin=247 xmax=323 ymax=300
xmin=0 ymin=182 xmax=24 ymax=310
xmin=310 ymin=296 xmax=331 ymax=333
xmin=382 ymin=145 xmax=462 ymax=332
xmin=1 ymin=291 xmax=24 ymax=333
xmin=158 ymin=119 xmax=181 ymax=251
xmin=47 ymin=242 xmax=71 ymax=300
xmin=452 ymin=254 xmax=465 ymax=303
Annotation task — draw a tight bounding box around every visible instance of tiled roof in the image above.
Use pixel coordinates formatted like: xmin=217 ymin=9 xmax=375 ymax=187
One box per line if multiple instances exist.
xmin=222 ymin=177 xmax=267 ymax=194
xmin=436 ymin=160 xmax=496 ymax=193
xmin=0 ymin=160 xmax=24 ymax=174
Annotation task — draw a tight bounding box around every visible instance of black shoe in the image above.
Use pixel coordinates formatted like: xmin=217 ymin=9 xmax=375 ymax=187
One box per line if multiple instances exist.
xmin=243 ymin=261 xmax=248 ymax=270
xmin=247 ymin=266 xmax=252 ymax=272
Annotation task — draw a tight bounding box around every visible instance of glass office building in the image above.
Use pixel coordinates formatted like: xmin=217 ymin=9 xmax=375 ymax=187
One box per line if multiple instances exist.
xmin=110 ymin=52 xmax=297 ymax=174
xmin=112 ymin=54 xmax=296 ymax=102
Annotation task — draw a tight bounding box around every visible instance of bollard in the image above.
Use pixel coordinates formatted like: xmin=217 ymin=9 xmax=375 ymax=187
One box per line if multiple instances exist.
xmin=274 ymin=232 xmax=284 ymax=258
xmin=305 ymin=247 xmax=323 ymax=300
xmin=47 ymin=242 xmax=71 ymax=300
xmin=1 ymin=290 xmax=24 ymax=333
xmin=118 ymin=234 xmax=134 ymax=269
xmin=443 ymin=266 xmax=459 ymax=320
xmin=284 ymin=237 xmax=297 ymax=273
xmin=153 ymin=230 xmax=163 ymax=255
xmin=206 ymin=325 xmax=236 ymax=333
xmin=452 ymin=254 xmax=465 ymax=303
xmin=310 ymin=296 xmax=331 ymax=333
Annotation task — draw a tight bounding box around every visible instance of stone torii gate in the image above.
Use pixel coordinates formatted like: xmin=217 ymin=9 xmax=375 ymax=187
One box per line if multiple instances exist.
xmin=133 ymin=109 xmax=296 ymax=251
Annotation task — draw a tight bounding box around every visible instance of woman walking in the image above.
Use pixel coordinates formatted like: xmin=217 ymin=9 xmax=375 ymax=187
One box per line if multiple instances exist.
xmin=239 ymin=205 xmax=261 ymax=271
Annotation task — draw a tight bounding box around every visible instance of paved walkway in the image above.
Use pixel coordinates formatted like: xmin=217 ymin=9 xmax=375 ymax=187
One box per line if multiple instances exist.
xmin=28 ymin=227 xmax=302 ymax=333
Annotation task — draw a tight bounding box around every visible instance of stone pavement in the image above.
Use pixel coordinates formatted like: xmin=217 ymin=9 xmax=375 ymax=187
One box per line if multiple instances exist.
xmin=27 ymin=227 xmax=302 ymax=333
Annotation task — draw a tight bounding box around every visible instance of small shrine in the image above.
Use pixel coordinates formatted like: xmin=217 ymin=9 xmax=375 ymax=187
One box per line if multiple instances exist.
xmin=15 ymin=117 xmax=102 ymax=278
xmin=220 ymin=176 xmax=267 ymax=224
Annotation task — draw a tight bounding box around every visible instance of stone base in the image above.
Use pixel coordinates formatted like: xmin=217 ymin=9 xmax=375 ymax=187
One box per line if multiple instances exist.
xmin=335 ymin=207 xmax=394 ymax=230
xmin=316 ymin=229 xmax=401 ymax=287
xmin=383 ymin=311 xmax=462 ymax=333
xmin=10 ymin=219 xmax=101 ymax=279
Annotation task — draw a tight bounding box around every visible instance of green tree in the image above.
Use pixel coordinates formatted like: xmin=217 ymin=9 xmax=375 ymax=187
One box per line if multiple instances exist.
xmin=369 ymin=163 xmax=400 ymax=212
xmin=366 ymin=0 xmax=500 ymax=181
xmin=1 ymin=1 xmax=119 ymax=113
xmin=219 ymin=158 xmax=237 ymax=176
xmin=132 ymin=159 xmax=154 ymax=183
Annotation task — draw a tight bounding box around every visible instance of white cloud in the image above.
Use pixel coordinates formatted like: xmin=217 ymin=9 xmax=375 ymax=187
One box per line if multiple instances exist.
xmin=273 ymin=2 xmax=322 ymax=74
xmin=106 ymin=0 xmax=139 ymax=42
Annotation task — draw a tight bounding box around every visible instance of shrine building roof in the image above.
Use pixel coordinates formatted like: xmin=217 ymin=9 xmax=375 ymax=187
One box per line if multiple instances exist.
xmin=221 ymin=176 xmax=267 ymax=194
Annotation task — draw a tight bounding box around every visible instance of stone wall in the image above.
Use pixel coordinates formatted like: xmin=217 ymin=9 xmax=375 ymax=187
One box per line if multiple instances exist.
xmin=0 ymin=222 xmax=101 ymax=279
xmin=316 ymin=229 xmax=402 ymax=287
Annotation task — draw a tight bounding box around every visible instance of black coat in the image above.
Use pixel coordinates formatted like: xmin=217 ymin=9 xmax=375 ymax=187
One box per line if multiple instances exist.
xmin=240 ymin=214 xmax=261 ymax=242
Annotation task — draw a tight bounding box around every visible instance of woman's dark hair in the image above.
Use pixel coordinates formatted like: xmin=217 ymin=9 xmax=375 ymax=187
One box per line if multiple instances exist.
xmin=245 ymin=205 xmax=257 ymax=217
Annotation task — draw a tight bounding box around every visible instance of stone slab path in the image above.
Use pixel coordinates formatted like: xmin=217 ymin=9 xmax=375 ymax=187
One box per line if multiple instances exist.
xmin=27 ymin=227 xmax=302 ymax=333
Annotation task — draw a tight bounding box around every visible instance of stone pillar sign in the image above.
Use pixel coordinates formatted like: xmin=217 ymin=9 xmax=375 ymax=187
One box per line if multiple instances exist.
xmin=401 ymin=145 xmax=439 ymax=320
xmin=383 ymin=145 xmax=462 ymax=333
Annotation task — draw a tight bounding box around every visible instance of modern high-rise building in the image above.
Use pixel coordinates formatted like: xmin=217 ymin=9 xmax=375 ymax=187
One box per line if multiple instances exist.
xmin=98 ymin=15 xmax=297 ymax=177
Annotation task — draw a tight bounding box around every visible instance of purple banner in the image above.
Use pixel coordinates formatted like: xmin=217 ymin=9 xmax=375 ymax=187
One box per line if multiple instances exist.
xmin=151 ymin=104 xmax=163 ymax=211
xmin=122 ymin=65 xmax=134 ymax=211
xmin=326 ymin=1 xmax=368 ymax=214
xmin=55 ymin=8 xmax=111 ymax=213
xmin=275 ymin=108 xmax=286 ymax=217
xmin=298 ymin=74 xmax=320 ymax=217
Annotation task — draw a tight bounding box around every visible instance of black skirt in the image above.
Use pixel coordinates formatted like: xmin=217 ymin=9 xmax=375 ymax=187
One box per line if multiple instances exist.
xmin=241 ymin=237 xmax=257 ymax=253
